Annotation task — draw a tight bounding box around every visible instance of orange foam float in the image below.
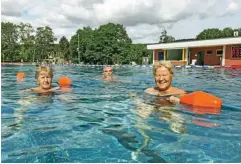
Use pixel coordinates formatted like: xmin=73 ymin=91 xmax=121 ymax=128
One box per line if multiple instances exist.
xmin=16 ymin=72 xmax=25 ymax=79
xmin=58 ymin=76 xmax=72 ymax=87
xmin=180 ymin=91 xmax=223 ymax=114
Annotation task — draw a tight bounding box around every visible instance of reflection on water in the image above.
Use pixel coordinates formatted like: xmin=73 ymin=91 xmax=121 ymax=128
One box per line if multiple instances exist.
xmin=102 ymin=128 xmax=166 ymax=163
xmin=1 ymin=65 xmax=241 ymax=163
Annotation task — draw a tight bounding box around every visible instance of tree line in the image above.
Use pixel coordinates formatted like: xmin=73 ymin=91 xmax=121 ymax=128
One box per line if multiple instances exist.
xmin=160 ymin=27 xmax=241 ymax=43
xmin=1 ymin=21 xmax=241 ymax=64
xmin=1 ymin=22 xmax=151 ymax=65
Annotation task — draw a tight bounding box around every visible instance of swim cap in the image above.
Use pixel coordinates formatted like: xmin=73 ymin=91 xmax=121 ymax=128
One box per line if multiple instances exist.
xmin=104 ymin=66 xmax=112 ymax=71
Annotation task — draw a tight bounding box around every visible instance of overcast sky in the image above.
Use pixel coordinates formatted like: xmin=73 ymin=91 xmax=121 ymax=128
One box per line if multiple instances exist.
xmin=1 ymin=0 xmax=241 ymax=43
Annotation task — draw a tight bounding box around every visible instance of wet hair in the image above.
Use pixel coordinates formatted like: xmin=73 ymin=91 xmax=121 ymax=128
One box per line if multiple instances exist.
xmin=35 ymin=66 xmax=53 ymax=79
xmin=153 ymin=61 xmax=173 ymax=76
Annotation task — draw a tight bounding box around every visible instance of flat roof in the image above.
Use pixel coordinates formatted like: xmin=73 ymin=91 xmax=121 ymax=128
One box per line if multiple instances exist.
xmin=147 ymin=37 xmax=241 ymax=50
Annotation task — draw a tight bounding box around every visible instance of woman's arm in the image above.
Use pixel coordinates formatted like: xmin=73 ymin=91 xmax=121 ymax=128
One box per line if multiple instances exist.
xmin=49 ymin=86 xmax=60 ymax=91
xmin=19 ymin=88 xmax=34 ymax=94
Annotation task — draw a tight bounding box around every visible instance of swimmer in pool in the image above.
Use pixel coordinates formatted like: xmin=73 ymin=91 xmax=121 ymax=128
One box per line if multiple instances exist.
xmin=21 ymin=66 xmax=59 ymax=94
xmin=144 ymin=61 xmax=186 ymax=103
xmin=103 ymin=66 xmax=114 ymax=81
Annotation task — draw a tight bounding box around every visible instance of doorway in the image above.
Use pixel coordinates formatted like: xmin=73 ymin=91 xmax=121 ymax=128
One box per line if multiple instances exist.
xmin=158 ymin=51 xmax=164 ymax=60
xmin=197 ymin=51 xmax=204 ymax=65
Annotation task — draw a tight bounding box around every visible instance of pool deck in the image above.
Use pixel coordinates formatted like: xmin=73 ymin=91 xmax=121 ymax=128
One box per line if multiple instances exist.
xmin=1 ymin=62 xmax=32 ymax=66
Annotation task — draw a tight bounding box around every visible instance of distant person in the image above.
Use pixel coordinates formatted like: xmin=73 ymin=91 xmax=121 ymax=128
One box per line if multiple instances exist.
xmin=144 ymin=61 xmax=186 ymax=104
xmin=103 ymin=66 xmax=114 ymax=81
xmin=21 ymin=66 xmax=59 ymax=94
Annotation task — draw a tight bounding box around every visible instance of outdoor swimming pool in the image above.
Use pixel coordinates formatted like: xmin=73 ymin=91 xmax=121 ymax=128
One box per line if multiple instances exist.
xmin=1 ymin=65 xmax=241 ymax=163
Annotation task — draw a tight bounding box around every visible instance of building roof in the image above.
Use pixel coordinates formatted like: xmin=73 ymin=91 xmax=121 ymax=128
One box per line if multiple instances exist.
xmin=147 ymin=37 xmax=241 ymax=50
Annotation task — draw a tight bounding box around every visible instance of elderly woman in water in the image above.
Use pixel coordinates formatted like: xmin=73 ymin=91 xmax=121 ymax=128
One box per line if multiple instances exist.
xmin=144 ymin=61 xmax=186 ymax=103
xmin=128 ymin=61 xmax=188 ymax=160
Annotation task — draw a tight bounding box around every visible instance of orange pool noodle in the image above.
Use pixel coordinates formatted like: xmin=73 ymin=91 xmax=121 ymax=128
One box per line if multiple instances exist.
xmin=180 ymin=91 xmax=223 ymax=109
xmin=17 ymin=72 xmax=25 ymax=79
xmin=58 ymin=77 xmax=72 ymax=87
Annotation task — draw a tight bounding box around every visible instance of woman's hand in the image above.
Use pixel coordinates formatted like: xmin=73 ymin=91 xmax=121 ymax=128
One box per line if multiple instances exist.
xmin=168 ymin=96 xmax=180 ymax=104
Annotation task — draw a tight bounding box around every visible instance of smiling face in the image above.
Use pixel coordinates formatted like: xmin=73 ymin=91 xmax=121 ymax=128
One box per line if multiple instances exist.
xmin=37 ymin=71 xmax=53 ymax=89
xmin=154 ymin=66 xmax=172 ymax=91
xmin=103 ymin=67 xmax=113 ymax=77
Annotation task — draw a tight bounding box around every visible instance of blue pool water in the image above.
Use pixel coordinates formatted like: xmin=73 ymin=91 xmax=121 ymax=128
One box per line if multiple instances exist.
xmin=1 ymin=65 xmax=241 ymax=163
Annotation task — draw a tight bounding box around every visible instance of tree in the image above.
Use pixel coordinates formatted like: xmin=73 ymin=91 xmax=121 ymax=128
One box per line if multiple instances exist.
xmin=18 ymin=22 xmax=35 ymax=61
xmin=128 ymin=44 xmax=152 ymax=65
xmin=96 ymin=23 xmax=132 ymax=64
xmin=163 ymin=35 xmax=175 ymax=43
xmin=59 ymin=36 xmax=70 ymax=60
xmin=159 ymin=30 xmax=167 ymax=43
xmin=1 ymin=22 xmax=19 ymax=62
xmin=159 ymin=30 xmax=175 ymax=43
xmin=70 ymin=26 xmax=94 ymax=63
xmin=196 ymin=28 xmax=222 ymax=40
xmin=35 ymin=26 xmax=56 ymax=61
xmin=222 ymin=27 xmax=233 ymax=38
xmin=70 ymin=23 xmax=132 ymax=64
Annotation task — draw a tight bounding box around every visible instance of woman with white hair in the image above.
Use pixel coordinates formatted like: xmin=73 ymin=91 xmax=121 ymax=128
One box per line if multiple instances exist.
xmin=144 ymin=61 xmax=186 ymax=103
xmin=129 ymin=62 xmax=188 ymax=160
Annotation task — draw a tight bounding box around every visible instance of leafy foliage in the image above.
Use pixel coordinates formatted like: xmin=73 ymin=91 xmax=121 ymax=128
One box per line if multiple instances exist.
xmin=59 ymin=36 xmax=70 ymax=59
xmin=1 ymin=22 xmax=19 ymax=62
xmin=18 ymin=23 xmax=35 ymax=61
xmin=34 ymin=26 xmax=56 ymax=61
xmin=196 ymin=28 xmax=223 ymax=40
xmin=196 ymin=27 xmax=241 ymax=40
xmin=69 ymin=23 xmax=135 ymax=64
xmin=159 ymin=30 xmax=175 ymax=43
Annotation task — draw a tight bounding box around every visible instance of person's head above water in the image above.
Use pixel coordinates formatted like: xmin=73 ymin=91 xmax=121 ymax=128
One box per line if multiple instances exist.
xmin=103 ymin=66 xmax=113 ymax=77
xmin=153 ymin=61 xmax=173 ymax=91
xmin=35 ymin=66 xmax=54 ymax=90
xmin=144 ymin=61 xmax=185 ymax=103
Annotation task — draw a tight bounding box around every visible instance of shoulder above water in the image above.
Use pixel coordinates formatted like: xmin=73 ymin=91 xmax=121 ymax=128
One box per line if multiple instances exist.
xmin=20 ymin=86 xmax=60 ymax=94
xmin=169 ymin=87 xmax=186 ymax=96
xmin=144 ymin=88 xmax=157 ymax=95
xmin=144 ymin=87 xmax=186 ymax=96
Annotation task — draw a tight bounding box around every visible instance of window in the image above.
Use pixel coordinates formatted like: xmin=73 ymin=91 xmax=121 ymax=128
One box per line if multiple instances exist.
xmin=231 ymin=46 xmax=241 ymax=58
xmin=216 ymin=49 xmax=223 ymax=56
xmin=206 ymin=50 xmax=212 ymax=55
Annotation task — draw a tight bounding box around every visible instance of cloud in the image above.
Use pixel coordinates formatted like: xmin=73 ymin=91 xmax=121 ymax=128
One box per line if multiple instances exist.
xmin=227 ymin=0 xmax=240 ymax=11
xmin=1 ymin=0 xmax=29 ymax=17
xmin=126 ymin=24 xmax=161 ymax=43
xmin=1 ymin=0 xmax=241 ymax=43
